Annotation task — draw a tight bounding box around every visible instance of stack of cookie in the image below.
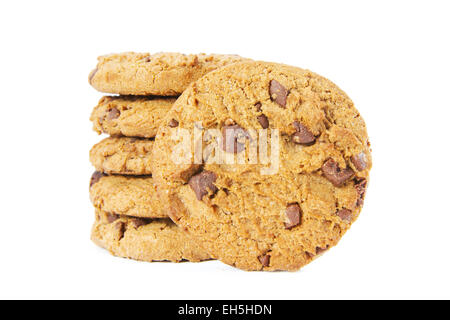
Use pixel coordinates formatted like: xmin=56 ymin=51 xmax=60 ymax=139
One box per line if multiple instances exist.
xmin=88 ymin=52 xmax=246 ymax=262
xmin=88 ymin=52 xmax=372 ymax=271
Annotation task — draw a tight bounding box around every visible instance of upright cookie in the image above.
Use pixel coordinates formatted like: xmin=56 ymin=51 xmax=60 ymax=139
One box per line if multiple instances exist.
xmin=90 ymin=137 xmax=154 ymax=175
xmin=89 ymin=173 xmax=166 ymax=218
xmin=152 ymin=61 xmax=371 ymax=271
xmin=91 ymin=210 xmax=211 ymax=262
xmin=90 ymin=96 xmax=176 ymax=138
xmin=88 ymin=52 xmax=248 ymax=96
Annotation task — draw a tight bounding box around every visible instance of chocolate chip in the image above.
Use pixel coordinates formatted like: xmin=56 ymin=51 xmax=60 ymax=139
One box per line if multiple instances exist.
xmin=351 ymin=153 xmax=367 ymax=171
xmin=336 ymin=209 xmax=352 ymax=222
xmin=115 ymin=222 xmax=126 ymax=241
xmin=257 ymin=114 xmax=269 ymax=129
xmin=355 ymin=178 xmax=367 ymax=206
xmin=258 ymin=254 xmax=270 ymax=267
xmin=90 ymin=171 xmax=105 ymax=188
xmin=106 ymin=212 xmax=120 ymax=224
xmin=322 ymin=159 xmax=355 ymax=187
xmin=315 ymin=246 xmax=328 ymax=255
xmin=188 ymin=170 xmax=218 ymax=201
xmin=143 ymin=56 xmax=151 ymax=62
xmin=131 ymin=218 xmax=152 ymax=229
xmin=306 ymin=247 xmax=328 ymax=259
xmin=285 ymin=204 xmax=301 ymax=229
xmin=221 ymin=125 xmax=249 ymax=153
xmin=107 ymin=107 xmax=120 ymax=120
xmin=255 ymin=102 xmax=262 ymax=112
xmin=168 ymin=119 xmax=179 ymax=128
xmin=269 ymin=80 xmax=288 ymax=107
xmin=292 ymin=121 xmax=316 ymax=145
xmin=88 ymin=68 xmax=98 ymax=84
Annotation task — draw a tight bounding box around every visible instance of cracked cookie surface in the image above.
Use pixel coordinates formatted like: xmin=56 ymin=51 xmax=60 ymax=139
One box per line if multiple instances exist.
xmin=89 ymin=173 xmax=166 ymax=218
xmin=90 ymin=96 xmax=176 ymax=138
xmin=90 ymin=137 xmax=154 ymax=175
xmin=151 ymin=61 xmax=371 ymax=271
xmin=88 ymin=52 xmax=249 ymax=96
xmin=91 ymin=210 xmax=211 ymax=262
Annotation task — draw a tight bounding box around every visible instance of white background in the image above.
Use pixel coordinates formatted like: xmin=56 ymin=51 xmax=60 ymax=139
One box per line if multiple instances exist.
xmin=0 ymin=0 xmax=449 ymax=300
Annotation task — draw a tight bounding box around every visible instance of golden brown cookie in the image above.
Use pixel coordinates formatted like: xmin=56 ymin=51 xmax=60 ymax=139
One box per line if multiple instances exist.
xmin=90 ymin=96 xmax=176 ymax=138
xmin=151 ymin=61 xmax=372 ymax=271
xmin=89 ymin=173 xmax=166 ymax=218
xmin=90 ymin=137 xmax=154 ymax=175
xmin=91 ymin=210 xmax=211 ymax=262
xmin=88 ymin=52 xmax=249 ymax=96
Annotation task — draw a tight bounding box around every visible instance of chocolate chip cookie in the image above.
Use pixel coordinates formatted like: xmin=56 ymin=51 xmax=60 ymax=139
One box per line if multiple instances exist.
xmin=90 ymin=96 xmax=176 ymax=138
xmin=91 ymin=210 xmax=211 ymax=262
xmin=90 ymin=137 xmax=154 ymax=175
xmin=151 ymin=61 xmax=371 ymax=271
xmin=88 ymin=52 xmax=249 ymax=96
xmin=89 ymin=173 xmax=166 ymax=218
